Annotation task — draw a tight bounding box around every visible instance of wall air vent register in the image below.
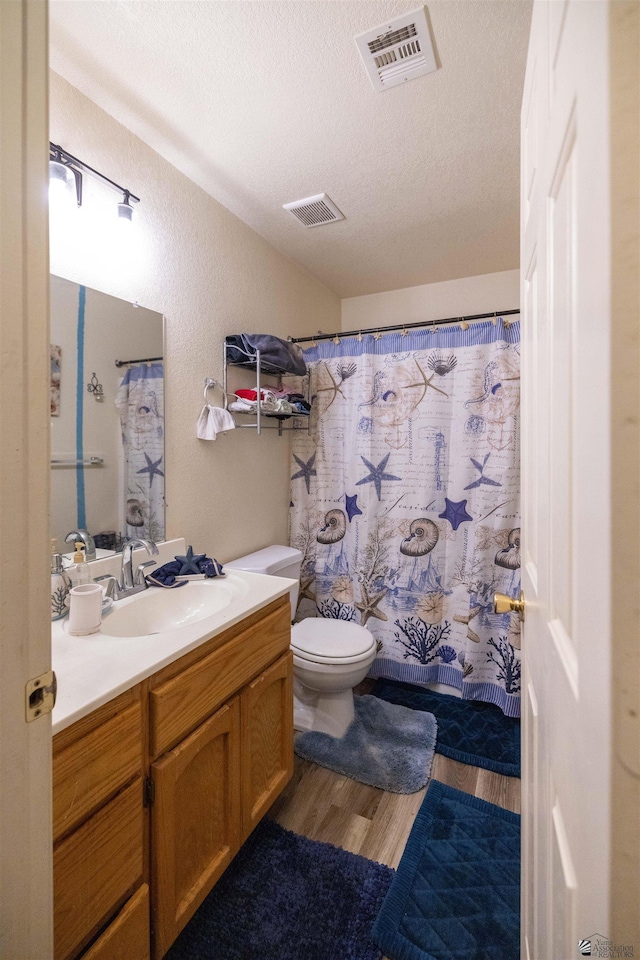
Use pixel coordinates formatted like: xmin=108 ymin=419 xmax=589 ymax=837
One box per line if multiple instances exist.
xmin=355 ymin=5 xmax=437 ymax=92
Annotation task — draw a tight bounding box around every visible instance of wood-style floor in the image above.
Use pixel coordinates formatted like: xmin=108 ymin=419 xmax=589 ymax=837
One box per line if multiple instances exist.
xmin=269 ymin=751 xmax=520 ymax=870
xmin=269 ymin=684 xmax=520 ymax=869
xmin=267 ymin=691 xmax=520 ymax=960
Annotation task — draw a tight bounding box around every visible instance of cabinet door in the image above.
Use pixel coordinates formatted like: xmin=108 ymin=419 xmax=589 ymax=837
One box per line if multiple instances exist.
xmin=151 ymin=698 xmax=241 ymax=960
xmin=241 ymin=651 xmax=293 ymax=837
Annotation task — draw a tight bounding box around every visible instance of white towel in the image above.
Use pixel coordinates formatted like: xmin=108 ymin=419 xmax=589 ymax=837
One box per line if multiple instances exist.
xmin=197 ymin=404 xmax=236 ymax=440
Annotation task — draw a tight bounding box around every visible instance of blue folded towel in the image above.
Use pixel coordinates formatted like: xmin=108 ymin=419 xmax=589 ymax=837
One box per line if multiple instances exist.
xmin=147 ymin=554 xmax=225 ymax=588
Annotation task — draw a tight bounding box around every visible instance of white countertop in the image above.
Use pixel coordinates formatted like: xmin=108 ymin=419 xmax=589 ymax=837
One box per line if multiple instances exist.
xmin=52 ymin=538 xmax=294 ymax=735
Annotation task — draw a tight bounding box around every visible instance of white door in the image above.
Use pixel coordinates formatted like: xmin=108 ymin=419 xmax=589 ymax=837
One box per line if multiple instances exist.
xmin=0 ymin=2 xmax=53 ymax=958
xmin=520 ymin=2 xmax=615 ymax=957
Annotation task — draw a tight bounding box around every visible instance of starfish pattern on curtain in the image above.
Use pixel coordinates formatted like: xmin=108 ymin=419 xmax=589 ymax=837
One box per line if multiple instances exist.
xmin=289 ymin=320 xmax=522 ymax=717
xmin=115 ymin=362 xmax=165 ymax=542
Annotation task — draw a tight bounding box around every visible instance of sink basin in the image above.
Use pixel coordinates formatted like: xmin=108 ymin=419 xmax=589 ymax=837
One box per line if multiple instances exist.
xmin=102 ymin=577 xmax=249 ymax=638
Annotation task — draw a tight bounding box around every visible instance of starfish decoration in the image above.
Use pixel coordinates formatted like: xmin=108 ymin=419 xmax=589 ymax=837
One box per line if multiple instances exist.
xmin=355 ymin=583 xmax=388 ymax=626
xmin=299 ymin=576 xmax=316 ymax=604
xmin=174 ymin=545 xmax=206 ymax=575
xmin=291 ymin=452 xmax=317 ymax=494
xmin=439 ymin=497 xmax=473 ymax=531
xmin=453 ymin=606 xmax=482 ymax=643
xmin=314 ymin=362 xmax=354 ymax=411
xmin=355 ymin=453 xmax=401 ymax=501
xmin=403 ymin=358 xmax=449 ymax=403
xmin=345 ymin=493 xmax=363 ymax=522
xmin=464 ymin=453 xmax=502 ymax=490
xmin=137 ymin=453 xmax=164 ymax=487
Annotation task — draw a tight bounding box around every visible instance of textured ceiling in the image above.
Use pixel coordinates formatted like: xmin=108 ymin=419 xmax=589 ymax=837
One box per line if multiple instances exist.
xmin=49 ymin=0 xmax=532 ymax=298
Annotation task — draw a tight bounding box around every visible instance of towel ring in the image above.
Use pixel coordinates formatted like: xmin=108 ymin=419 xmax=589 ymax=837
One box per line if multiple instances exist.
xmin=203 ymin=377 xmax=220 ymax=402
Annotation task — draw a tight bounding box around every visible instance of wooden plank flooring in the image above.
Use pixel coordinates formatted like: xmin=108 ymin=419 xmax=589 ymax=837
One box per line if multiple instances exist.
xmin=267 ymin=691 xmax=520 ymax=960
xmin=269 ymin=751 xmax=520 ymax=869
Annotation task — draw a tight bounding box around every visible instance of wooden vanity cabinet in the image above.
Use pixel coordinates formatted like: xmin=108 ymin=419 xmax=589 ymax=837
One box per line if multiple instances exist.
xmin=52 ymin=594 xmax=293 ymax=960
xmin=148 ymin=598 xmax=293 ymax=959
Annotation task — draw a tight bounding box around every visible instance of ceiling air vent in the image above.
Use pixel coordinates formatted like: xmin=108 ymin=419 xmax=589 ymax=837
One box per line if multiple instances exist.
xmin=283 ymin=193 xmax=345 ymax=228
xmin=355 ymin=6 xmax=437 ymax=92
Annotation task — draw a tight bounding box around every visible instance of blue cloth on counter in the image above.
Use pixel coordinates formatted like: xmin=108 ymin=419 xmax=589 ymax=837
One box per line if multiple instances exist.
xmin=147 ymin=555 xmax=225 ymax=588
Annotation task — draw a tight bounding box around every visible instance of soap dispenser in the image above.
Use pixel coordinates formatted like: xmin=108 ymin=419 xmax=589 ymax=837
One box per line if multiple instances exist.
xmin=50 ymin=539 xmax=71 ymax=621
xmin=69 ymin=541 xmax=91 ymax=587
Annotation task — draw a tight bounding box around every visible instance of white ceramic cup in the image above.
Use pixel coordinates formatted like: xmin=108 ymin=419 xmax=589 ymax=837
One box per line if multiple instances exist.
xmin=68 ymin=583 xmax=103 ymax=636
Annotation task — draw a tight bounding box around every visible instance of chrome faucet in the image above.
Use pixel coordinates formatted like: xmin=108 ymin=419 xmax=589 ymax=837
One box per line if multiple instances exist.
xmin=122 ymin=538 xmax=159 ymax=590
xmin=65 ymin=528 xmax=96 ymax=563
xmin=95 ymin=538 xmax=158 ymax=601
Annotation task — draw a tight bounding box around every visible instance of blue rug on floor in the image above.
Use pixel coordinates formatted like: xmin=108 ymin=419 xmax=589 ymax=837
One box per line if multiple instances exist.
xmin=165 ymin=818 xmax=394 ymax=960
xmin=294 ymin=694 xmax=437 ymax=793
xmin=372 ymin=680 xmax=520 ymax=777
xmin=372 ymin=781 xmax=520 ymax=960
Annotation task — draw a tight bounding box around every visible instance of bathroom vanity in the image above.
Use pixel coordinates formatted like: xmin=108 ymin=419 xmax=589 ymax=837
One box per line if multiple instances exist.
xmin=51 ymin=581 xmax=293 ymax=960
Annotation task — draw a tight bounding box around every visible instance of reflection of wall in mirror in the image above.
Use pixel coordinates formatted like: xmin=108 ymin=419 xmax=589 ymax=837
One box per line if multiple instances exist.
xmin=50 ymin=275 xmax=164 ymax=548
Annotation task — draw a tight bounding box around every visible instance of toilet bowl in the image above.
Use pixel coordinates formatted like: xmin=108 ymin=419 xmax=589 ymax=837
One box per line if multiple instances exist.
xmin=225 ymin=545 xmax=376 ymax=737
xmin=290 ymin=618 xmax=377 ymax=737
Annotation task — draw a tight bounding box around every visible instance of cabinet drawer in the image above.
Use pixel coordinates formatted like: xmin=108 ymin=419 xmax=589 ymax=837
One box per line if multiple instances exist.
xmin=82 ymin=884 xmax=150 ymax=960
xmin=150 ymin=603 xmax=290 ymax=757
xmin=54 ymin=778 xmax=143 ymax=960
xmin=53 ymin=700 xmax=142 ymax=841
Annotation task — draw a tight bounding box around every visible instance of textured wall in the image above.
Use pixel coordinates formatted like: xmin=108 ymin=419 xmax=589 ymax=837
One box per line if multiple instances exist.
xmin=341 ymin=269 xmax=520 ymax=331
xmin=50 ymin=72 xmax=340 ymax=562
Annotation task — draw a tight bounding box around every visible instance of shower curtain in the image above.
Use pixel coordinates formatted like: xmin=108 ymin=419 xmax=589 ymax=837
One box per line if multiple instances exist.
xmin=115 ymin=362 xmax=165 ymax=542
xmin=289 ymin=320 xmax=522 ymax=717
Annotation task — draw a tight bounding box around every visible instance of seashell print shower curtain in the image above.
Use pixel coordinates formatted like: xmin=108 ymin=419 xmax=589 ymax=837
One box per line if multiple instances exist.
xmin=115 ymin=362 xmax=165 ymax=543
xmin=289 ymin=320 xmax=522 ymax=717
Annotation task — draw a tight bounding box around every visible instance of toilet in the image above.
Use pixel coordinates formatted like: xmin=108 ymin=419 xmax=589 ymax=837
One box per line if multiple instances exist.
xmin=225 ymin=545 xmax=377 ymax=737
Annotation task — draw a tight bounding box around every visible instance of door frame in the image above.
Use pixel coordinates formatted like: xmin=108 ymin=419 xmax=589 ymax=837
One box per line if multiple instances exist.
xmin=0 ymin=1 xmax=53 ymax=956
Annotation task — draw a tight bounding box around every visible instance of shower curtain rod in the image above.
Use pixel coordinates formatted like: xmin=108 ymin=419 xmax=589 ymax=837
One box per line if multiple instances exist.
xmin=114 ymin=355 xmax=163 ymax=368
xmin=289 ymin=309 xmax=520 ymax=344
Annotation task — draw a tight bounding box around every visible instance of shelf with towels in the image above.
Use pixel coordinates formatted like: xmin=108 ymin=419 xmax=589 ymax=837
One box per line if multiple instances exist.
xmin=223 ymin=338 xmax=311 ymax=437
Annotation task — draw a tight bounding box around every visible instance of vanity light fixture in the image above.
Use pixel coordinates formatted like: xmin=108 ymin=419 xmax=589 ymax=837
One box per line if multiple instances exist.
xmin=117 ymin=192 xmax=134 ymax=224
xmin=49 ymin=151 xmax=82 ymax=207
xmin=49 ymin=142 xmax=140 ymax=220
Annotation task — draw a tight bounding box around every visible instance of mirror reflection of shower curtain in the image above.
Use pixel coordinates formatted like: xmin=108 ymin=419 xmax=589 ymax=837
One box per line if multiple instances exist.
xmin=115 ymin=362 xmax=165 ymax=542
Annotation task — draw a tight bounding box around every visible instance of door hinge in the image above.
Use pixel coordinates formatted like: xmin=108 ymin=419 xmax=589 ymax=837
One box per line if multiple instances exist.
xmin=26 ymin=670 xmax=57 ymax=722
xmin=143 ymin=776 xmax=155 ymax=806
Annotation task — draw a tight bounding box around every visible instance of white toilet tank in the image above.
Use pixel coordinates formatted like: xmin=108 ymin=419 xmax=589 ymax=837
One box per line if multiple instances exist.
xmin=225 ymin=545 xmax=303 ymax=618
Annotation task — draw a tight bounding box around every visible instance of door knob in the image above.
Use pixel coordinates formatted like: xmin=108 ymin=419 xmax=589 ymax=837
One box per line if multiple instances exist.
xmin=494 ymin=591 xmax=526 ymax=621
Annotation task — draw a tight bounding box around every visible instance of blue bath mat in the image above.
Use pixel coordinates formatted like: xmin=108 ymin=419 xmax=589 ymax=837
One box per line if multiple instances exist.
xmin=165 ymin=818 xmax=393 ymax=960
xmin=294 ymin=694 xmax=437 ymax=793
xmin=372 ymin=680 xmax=520 ymax=777
xmin=372 ymin=781 xmax=520 ymax=960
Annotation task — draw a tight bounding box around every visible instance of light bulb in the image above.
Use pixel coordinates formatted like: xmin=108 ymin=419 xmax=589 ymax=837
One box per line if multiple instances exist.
xmin=117 ymin=196 xmax=133 ymax=224
xmin=49 ymin=160 xmax=75 ymax=207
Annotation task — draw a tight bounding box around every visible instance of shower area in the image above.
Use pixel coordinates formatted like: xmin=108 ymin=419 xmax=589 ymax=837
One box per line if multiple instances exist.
xmin=290 ymin=313 xmax=522 ymax=718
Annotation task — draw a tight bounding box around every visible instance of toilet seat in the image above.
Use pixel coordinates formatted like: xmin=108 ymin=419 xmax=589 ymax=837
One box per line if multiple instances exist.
xmin=291 ymin=619 xmax=376 ymax=665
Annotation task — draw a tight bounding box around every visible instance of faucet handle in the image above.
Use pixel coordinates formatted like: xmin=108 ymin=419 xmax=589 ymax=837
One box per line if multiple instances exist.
xmin=134 ymin=561 xmax=157 ymax=585
xmin=94 ymin=574 xmax=119 ymax=600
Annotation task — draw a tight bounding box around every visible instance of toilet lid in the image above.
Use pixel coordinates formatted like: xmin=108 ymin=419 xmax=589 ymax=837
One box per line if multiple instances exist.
xmin=291 ymin=619 xmax=375 ymax=660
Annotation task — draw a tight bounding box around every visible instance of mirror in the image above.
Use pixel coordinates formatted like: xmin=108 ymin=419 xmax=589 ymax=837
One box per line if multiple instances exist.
xmin=50 ymin=275 xmax=165 ymax=555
